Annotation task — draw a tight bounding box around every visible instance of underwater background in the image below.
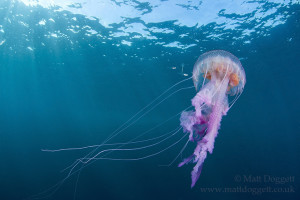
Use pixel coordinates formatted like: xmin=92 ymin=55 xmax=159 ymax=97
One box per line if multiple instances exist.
xmin=0 ymin=0 xmax=299 ymax=200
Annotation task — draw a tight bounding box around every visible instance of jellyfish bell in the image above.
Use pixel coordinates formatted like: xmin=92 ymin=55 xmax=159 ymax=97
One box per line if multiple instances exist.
xmin=193 ymin=50 xmax=246 ymax=95
xmin=179 ymin=50 xmax=246 ymax=187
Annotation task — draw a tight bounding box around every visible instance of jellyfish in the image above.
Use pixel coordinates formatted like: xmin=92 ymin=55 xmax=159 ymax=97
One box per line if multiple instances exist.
xmin=178 ymin=50 xmax=246 ymax=187
xmin=31 ymin=50 xmax=245 ymax=199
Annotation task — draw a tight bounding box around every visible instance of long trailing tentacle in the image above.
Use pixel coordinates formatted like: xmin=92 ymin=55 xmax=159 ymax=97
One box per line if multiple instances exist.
xmin=51 ymin=78 xmax=194 ymax=174
xmin=70 ymin=86 xmax=194 ymax=171
xmin=104 ymin=76 xmax=192 ymax=143
xmin=228 ymin=88 xmax=243 ymax=109
xmin=28 ymin=128 xmax=184 ymax=200
xmin=81 ymin=130 xmax=186 ymax=162
xmin=42 ymin=129 xmax=178 ymax=153
xmin=60 ymin=105 xmax=193 ymax=174
xmin=31 ymin=78 xmax=194 ymax=199
xmin=76 ymin=127 xmax=182 ymax=164
xmin=159 ymin=138 xmax=190 ymax=167
xmin=29 ymin=77 xmax=192 ymax=198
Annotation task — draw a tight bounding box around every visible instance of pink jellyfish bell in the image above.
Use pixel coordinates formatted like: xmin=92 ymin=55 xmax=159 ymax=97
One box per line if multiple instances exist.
xmin=178 ymin=50 xmax=246 ymax=187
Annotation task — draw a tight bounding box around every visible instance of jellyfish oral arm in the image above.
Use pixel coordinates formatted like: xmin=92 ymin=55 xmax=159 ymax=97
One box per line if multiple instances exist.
xmin=179 ymin=78 xmax=229 ymax=188
xmin=203 ymin=79 xmax=229 ymax=153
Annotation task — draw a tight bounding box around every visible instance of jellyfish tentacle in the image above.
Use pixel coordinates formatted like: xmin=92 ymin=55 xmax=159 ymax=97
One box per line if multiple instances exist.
xmin=87 ymin=133 xmax=186 ymax=161
xmin=61 ymin=93 xmax=191 ymax=176
xmin=63 ymin=127 xmax=180 ymax=178
xmin=42 ymin=129 xmax=175 ymax=153
xmin=160 ymin=138 xmax=190 ymax=167
xmin=62 ymin=106 xmax=193 ymax=175
xmin=68 ymin=80 xmax=194 ymax=174
xmin=79 ymin=129 xmax=186 ymax=162
xmin=39 ymin=128 xmax=184 ymax=199
xmin=103 ymin=85 xmax=194 ymax=146
xmin=229 ymin=88 xmax=243 ymax=109
xmin=105 ymin=76 xmax=192 ymax=143
xmin=80 ymin=127 xmax=182 ymax=163
xmin=201 ymin=65 xmax=209 ymax=89
xmin=67 ymin=127 xmax=181 ymax=176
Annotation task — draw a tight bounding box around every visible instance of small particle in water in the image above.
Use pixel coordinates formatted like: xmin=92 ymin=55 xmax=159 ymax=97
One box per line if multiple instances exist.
xmin=51 ymin=33 xmax=58 ymax=38
xmin=38 ymin=19 xmax=46 ymax=25
xmin=0 ymin=40 xmax=5 ymax=45
xmin=121 ymin=40 xmax=132 ymax=46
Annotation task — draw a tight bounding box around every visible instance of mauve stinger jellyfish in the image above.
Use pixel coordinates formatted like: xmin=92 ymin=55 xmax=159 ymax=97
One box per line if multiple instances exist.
xmin=34 ymin=50 xmax=246 ymax=199
xmin=178 ymin=50 xmax=246 ymax=187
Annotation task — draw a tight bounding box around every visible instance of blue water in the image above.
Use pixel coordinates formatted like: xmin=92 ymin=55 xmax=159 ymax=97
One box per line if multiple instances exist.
xmin=0 ymin=0 xmax=299 ymax=200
